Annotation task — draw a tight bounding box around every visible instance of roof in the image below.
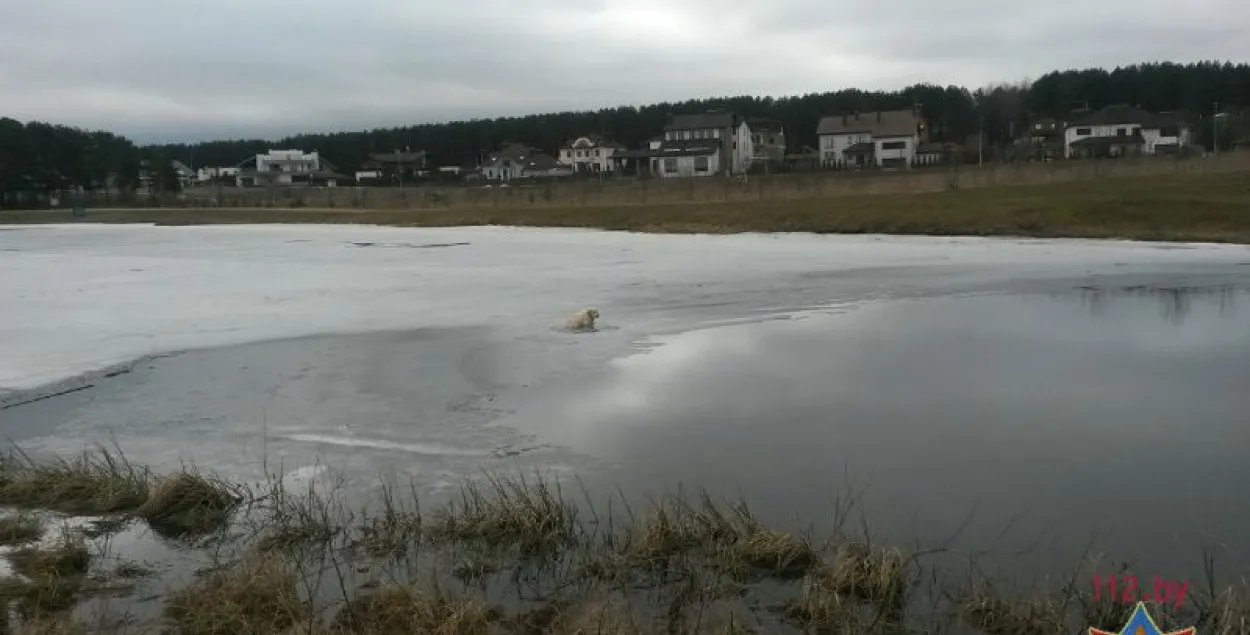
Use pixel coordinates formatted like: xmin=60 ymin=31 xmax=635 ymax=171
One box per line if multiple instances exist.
xmin=1065 ymin=104 xmax=1184 ymax=129
xmin=521 ymin=153 xmax=564 ymax=171
xmin=818 ymin=110 xmax=922 ymax=137
xmin=562 ymin=135 xmax=622 ymax=149
xmin=665 ymin=111 xmax=736 ymax=131
xmin=746 ymin=117 xmax=784 ymax=133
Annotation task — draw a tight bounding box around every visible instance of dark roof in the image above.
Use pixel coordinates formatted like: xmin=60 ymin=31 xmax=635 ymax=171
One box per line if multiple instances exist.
xmin=665 ymin=111 xmax=735 ymax=131
xmin=1066 ymin=104 xmax=1170 ymax=128
xmin=562 ymin=135 xmax=623 ymax=149
xmin=818 ymin=110 xmax=922 ymax=137
xmin=746 ymin=117 xmax=784 ymax=133
xmin=522 ymin=153 xmax=564 ymax=171
xmin=368 ymin=150 xmax=426 ymax=163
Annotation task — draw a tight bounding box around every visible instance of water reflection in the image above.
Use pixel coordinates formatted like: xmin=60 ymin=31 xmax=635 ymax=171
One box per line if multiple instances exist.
xmin=530 ymin=286 xmax=1250 ymax=580
xmin=1075 ymin=284 xmax=1243 ymax=323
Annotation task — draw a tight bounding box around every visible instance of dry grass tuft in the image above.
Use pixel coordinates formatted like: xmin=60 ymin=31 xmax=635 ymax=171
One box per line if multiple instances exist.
xmin=551 ymin=600 xmax=642 ymax=635
xmin=6 ymin=532 xmax=92 ymax=579
xmin=330 ymin=585 xmax=500 ymax=634
xmin=6 ymin=616 xmax=85 ymax=635
xmin=1210 ymin=581 xmax=1250 ymax=635
xmin=164 ymin=552 xmax=309 ymax=635
xmin=717 ymin=527 xmax=817 ymax=580
xmin=350 ymin=480 xmax=423 ymax=558
xmin=138 ymin=470 xmax=245 ymax=538
xmin=0 ymin=530 xmax=93 ymax=618
xmin=784 ymin=575 xmax=855 ymax=633
xmin=0 ymin=512 xmax=44 ymax=546
xmin=0 ymin=447 xmax=150 ymax=514
xmin=958 ymin=593 xmax=1065 ymax=635
xmin=430 ymin=474 xmax=578 ymax=556
xmin=818 ymin=542 xmax=910 ymax=606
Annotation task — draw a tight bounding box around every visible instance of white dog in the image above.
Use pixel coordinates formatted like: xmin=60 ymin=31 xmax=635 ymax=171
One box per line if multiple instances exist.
xmin=564 ymin=307 xmax=601 ymax=331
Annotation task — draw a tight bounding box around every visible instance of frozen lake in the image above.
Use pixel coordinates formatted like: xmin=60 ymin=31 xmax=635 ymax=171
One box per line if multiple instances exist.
xmin=2 ymin=224 xmax=1249 ymax=578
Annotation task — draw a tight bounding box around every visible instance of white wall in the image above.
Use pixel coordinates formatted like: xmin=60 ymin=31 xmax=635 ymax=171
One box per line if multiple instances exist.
xmin=874 ymin=135 xmax=916 ymax=167
xmin=819 ymin=132 xmax=873 ymax=166
xmin=256 ymin=150 xmax=320 ymax=173
xmin=1141 ymin=126 xmax=1191 ymax=154
xmin=559 ymin=139 xmax=618 ymax=172
xmin=483 ymin=160 xmax=522 ymax=181
xmin=1063 ymin=123 xmax=1142 ymax=157
xmin=732 ymin=122 xmax=753 ymax=173
xmin=657 ymin=152 xmax=720 ymax=178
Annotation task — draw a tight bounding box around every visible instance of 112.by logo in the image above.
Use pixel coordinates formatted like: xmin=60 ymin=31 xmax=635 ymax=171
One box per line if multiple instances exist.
xmin=1092 ymin=575 xmax=1191 ymax=610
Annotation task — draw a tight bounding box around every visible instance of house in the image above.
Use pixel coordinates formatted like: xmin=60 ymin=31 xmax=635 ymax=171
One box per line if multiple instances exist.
xmin=559 ymin=136 xmax=623 ymax=173
xmin=817 ymin=108 xmax=928 ymax=169
xmin=1063 ymin=105 xmax=1192 ymax=159
xmin=479 ymin=143 xmax=568 ymax=182
xmin=746 ymin=118 xmax=787 ymax=165
xmin=366 ymin=150 xmax=427 ymax=184
xmin=170 ymin=160 xmax=196 ymax=189
xmin=915 ymin=142 xmax=962 ymax=166
xmin=196 ymin=166 xmax=239 ymax=183
xmin=612 ymin=111 xmax=753 ymax=178
xmin=235 ymin=149 xmax=346 ymax=187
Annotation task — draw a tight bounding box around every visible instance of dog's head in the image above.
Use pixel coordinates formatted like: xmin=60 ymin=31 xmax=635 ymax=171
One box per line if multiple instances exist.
xmin=586 ymin=307 xmax=600 ymax=319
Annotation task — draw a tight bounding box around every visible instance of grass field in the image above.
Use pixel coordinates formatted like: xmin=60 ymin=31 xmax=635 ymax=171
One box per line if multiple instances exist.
xmin=0 ymin=446 xmax=1246 ymax=634
xmin=4 ymin=170 xmax=1250 ymax=244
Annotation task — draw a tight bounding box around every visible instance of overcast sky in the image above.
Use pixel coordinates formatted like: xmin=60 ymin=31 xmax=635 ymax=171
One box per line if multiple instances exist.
xmin=1 ymin=0 xmax=1245 ymax=143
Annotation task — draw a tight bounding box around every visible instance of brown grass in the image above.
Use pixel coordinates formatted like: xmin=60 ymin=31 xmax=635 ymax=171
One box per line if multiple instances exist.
xmin=0 ymin=513 xmax=44 ymax=546
xmin=137 ymin=470 xmax=245 ymax=538
xmin=0 ymin=530 xmax=93 ymax=618
xmin=958 ymin=593 xmax=1066 ymax=635
xmin=0 ymin=447 xmax=151 ymax=515
xmin=429 ymin=473 xmax=578 ymax=556
xmin=164 ymin=552 xmax=309 ymax=635
xmin=330 ymin=585 xmax=499 ymax=634
xmin=5 ymin=167 xmax=1250 ymax=243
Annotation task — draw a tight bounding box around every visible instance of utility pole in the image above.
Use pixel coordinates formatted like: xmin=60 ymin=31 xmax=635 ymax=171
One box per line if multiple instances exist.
xmin=978 ymin=115 xmax=985 ymax=167
xmin=1213 ymin=102 xmax=1220 ymax=157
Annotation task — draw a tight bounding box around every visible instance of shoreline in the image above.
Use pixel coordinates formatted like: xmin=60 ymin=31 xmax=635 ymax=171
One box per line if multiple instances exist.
xmin=3 ymin=170 xmax=1250 ymax=244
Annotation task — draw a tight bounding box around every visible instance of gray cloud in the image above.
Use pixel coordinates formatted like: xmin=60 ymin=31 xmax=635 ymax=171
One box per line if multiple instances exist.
xmin=1 ymin=0 xmax=1244 ymax=142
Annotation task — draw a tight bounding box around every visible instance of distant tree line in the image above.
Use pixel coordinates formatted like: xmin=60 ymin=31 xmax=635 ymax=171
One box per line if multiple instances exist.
xmin=2 ymin=61 xmax=1248 ymax=205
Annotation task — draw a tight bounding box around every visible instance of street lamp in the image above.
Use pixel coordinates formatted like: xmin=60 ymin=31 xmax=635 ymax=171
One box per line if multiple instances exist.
xmin=1212 ymin=105 xmax=1230 ymax=157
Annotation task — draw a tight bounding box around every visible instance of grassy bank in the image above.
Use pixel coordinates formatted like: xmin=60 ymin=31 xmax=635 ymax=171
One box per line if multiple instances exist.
xmin=0 ymin=447 xmax=1246 ymax=634
xmin=3 ymin=170 xmax=1250 ymax=244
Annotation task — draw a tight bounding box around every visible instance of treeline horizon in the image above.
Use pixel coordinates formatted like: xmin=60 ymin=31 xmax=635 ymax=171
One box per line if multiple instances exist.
xmin=2 ymin=60 xmax=1248 ymax=201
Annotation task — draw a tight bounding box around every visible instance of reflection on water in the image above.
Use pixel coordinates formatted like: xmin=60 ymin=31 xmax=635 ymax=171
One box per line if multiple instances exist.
xmin=1075 ymin=283 xmax=1241 ymax=323
xmin=538 ymin=284 xmax=1250 ymax=579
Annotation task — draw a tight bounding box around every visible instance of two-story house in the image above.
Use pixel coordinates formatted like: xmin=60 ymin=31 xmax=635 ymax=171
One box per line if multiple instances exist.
xmin=816 ymin=108 xmax=929 ymax=169
xmin=235 ymin=149 xmax=346 ymax=187
xmin=559 ymin=136 xmax=623 ymax=173
xmin=649 ymin=111 xmax=753 ymax=178
xmin=746 ymin=118 xmax=787 ymax=165
xmin=1063 ymin=104 xmax=1192 ymax=158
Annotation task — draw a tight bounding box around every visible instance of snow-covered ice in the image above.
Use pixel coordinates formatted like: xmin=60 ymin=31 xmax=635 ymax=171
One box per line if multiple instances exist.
xmin=3 ymin=223 xmax=1248 ymax=393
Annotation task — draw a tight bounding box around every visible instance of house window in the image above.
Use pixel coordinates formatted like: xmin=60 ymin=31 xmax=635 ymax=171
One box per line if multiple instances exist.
xmin=1117 ymin=128 xmax=1127 ymax=137
xmin=695 ymin=156 xmax=709 ymax=172
xmin=1076 ymin=127 xmax=1091 ymax=136
xmin=594 ymin=149 xmax=600 ymax=157
xmin=881 ymin=141 xmax=906 ymax=150
xmin=663 ymin=158 xmax=678 ymax=173
xmin=1160 ymin=126 xmax=1179 ymax=137
xmin=713 ymin=129 xmax=721 ymax=138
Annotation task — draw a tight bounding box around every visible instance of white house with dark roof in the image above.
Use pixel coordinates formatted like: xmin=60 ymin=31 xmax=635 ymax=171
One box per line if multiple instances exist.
xmin=559 ymin=136 xmax=622 ymax=173
xmin=1063 ymin=105 xmax=1192 ymax=159
xmin=657 ymin=111 xmax=753 ymax=176
xmin=817 ymin=108 xmax=929 ymax=168
xmin=479 ymin=143 xmax=571 ymax=181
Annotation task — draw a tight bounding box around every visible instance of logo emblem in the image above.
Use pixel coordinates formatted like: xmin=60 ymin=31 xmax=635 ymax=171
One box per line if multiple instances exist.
xmin=1090 ymin=602 xmax=1195 ymax=635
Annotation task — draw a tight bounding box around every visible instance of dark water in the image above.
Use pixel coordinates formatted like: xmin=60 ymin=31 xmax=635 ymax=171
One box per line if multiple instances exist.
xmin=522 ymin=283 xmax=1250 ymax=580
